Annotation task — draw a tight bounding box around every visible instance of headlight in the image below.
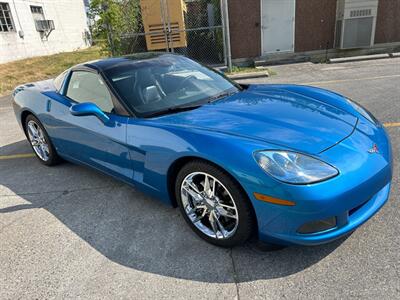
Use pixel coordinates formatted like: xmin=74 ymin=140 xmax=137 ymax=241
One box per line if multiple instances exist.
xmin=345 ymin=98 xmax=376 ymax=124
xmin=254 ymin=151 xmax=338 ymax=184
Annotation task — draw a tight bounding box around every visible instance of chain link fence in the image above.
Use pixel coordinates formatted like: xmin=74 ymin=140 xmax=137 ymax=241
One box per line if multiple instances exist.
xmin=113 ymin=0 xmax=226 ymax=66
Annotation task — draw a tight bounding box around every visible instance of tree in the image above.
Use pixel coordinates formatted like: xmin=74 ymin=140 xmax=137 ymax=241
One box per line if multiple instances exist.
xmin=89 ymin=0 xmax=143 ymax=56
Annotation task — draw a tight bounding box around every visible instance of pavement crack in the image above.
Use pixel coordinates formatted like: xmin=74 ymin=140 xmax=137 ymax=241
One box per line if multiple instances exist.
xmin=229 ymin=248 xmax=240 ymax=300
xmin=0 ymin=185 xmax=120 ymax=197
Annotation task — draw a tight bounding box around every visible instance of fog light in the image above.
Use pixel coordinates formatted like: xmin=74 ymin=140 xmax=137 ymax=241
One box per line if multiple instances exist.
xmin=297 ymin=217 xmax=337 ymax=234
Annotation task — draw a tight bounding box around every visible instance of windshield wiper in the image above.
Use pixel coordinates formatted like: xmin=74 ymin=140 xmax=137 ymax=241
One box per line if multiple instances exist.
xmin=146 ymin=104 xmax=202 ymax=118
xmin=145 ymin=90 xmax=238 ymax=118
xmin=206 ymin=90 xmax=238 ymax=104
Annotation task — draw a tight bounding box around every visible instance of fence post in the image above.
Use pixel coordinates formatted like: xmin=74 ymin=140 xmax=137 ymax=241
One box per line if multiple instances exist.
xmin=160 ymin=0 xmax=170 ymax=52
xmin=101 ymin=2 xmax=115 ymax=56
xmin=221 ymin=0 xmax=232 ymax=71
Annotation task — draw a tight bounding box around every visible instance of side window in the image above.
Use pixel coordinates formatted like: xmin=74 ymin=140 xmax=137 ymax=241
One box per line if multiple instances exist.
xmin=54 ymin=70 xmax=68 ymax=91
xmin=66 ymin=71 xmax=114 ymax=113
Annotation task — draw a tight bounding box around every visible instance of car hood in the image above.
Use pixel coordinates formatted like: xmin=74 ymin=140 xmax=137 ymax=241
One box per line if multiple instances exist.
xmin=154 ymin=85 xmax=358 ymax=154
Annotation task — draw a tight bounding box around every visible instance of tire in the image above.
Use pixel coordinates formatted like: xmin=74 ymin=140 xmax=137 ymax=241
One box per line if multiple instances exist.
xmin=175 ymin=160 xmax=256 ymax=247
xmin=25 ymin=114 xmax=61 ymax=166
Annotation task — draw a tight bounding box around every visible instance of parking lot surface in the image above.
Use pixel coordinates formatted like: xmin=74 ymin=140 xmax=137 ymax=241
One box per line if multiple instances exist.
xmin=0 ymin=58 xmax=399 ymax=299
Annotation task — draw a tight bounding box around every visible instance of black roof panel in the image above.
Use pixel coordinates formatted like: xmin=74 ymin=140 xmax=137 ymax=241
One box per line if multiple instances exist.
xmin=83 ymin=52 xmax=170 ymax=71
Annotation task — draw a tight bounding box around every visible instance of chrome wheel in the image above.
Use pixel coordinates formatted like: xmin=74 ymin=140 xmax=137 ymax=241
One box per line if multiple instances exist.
xmin=27 ymin=120 xmax=50 ymax=161
xmin=181 ymin=172 xmax=239 ymax=239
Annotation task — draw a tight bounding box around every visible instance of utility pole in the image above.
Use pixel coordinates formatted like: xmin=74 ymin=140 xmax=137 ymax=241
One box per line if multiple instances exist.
xmin=221 ymin=0 xmax=232 ymax=72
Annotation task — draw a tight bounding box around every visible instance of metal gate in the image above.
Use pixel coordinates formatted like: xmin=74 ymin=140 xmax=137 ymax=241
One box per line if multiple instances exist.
xmin=119 ymin=0 xmax=226 ymax=65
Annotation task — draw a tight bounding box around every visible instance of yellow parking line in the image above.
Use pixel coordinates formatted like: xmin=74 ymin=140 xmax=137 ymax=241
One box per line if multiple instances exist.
xmin=304 ymin=74 xmax=400 ymax=85
xmin=384 ymin=122 xmax=400 ymax=128
xmin=0 ymin=153 xmax=35 ymax=160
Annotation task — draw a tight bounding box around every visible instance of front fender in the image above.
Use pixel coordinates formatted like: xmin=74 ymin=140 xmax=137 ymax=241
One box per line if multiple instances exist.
xmin=126 ymin=120 xmax=282 ymax=208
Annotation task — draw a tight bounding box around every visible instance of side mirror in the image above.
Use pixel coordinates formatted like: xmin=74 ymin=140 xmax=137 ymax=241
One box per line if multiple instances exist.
xmin=70 ymin=102 xmax=110 ymax=124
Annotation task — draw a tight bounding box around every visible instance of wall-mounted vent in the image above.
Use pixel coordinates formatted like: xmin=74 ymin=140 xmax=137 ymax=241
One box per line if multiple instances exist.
xmin=148 ymin=22 xmax=182 ymax=46
xmin=140 ymin=0 xmax=187 ymax=51
xmin=350 ymin=9 xmax=372 ymax=18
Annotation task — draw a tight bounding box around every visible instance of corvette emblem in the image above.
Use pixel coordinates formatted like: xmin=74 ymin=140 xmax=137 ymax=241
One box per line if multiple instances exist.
xmin=368 ymin=144 xmax=379 ymax=154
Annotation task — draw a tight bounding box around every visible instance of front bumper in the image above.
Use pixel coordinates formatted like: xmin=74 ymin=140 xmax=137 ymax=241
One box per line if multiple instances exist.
xmin=248 ymin=120 xmax=393 ymax=246
xmin=263 ymin=182 xmax=390 ymax=246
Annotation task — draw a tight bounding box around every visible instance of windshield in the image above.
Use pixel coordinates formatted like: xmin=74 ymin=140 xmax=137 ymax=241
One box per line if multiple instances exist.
xmin=103 ymin=54 xmax=239 ymax=117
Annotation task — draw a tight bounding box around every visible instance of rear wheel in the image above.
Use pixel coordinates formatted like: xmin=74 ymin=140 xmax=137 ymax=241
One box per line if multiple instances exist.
xmin=175 ymin=160 xmax=255 ymax=247
xmin=25 ymin=115 xmax=60 ymax=166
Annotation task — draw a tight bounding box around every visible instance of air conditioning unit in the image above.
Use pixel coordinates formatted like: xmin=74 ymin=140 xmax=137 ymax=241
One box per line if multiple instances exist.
xmin=35 ymin=20 xmax=55 ymax=39
xmin=334 ymin=0 xmax=379 ymax=49
xmin=35 ymin=20 xmax=55 ymax=32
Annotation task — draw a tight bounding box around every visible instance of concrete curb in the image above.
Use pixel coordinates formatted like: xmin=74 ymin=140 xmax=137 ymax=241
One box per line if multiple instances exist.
xmin=328 ymin=53 xmax=390 ymax=63
xmin=227 ymin=70 xmax=269 ymax=80
xmin=0 ymin=95 xmax=11 ymax=109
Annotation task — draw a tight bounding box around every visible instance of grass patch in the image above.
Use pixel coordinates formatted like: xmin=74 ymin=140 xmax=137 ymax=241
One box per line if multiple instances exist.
xmin=267 ymin=69 xmax=277 ymax=76
xmin=0 ymin=47 xmax=107 ymax=96
xmin=225 ymin=66 xmax=276 ymax=76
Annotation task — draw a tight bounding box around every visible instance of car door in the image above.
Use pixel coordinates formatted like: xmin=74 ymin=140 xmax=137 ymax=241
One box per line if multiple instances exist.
xmin=47 ymin=69 xmax=133 ymax=181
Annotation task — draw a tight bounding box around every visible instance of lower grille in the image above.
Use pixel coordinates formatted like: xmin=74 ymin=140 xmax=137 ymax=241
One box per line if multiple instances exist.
xmin=349 ymin=199 xmax=369 ymax=216
xmin=297 ymin=216 xmax=337 ymax=234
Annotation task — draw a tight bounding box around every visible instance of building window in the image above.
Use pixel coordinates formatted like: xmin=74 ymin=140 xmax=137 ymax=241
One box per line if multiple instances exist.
xmin=0 ymin=2 xmax=15 ymax=32
xmin=30 ymin=5 xmax=44 ymax=21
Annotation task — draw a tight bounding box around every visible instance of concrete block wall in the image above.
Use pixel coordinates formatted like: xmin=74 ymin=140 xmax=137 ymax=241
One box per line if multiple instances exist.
xmin=0 ymin=0 xmax=89 ymax=64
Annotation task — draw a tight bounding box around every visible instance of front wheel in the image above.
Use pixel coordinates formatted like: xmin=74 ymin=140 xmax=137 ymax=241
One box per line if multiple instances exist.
xmin=175 ymin=160 xmax=256 ymax=247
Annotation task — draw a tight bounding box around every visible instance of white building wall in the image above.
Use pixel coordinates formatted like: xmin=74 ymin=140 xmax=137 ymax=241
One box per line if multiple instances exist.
xmin=0 ymin=0 xmax=89 ymax=63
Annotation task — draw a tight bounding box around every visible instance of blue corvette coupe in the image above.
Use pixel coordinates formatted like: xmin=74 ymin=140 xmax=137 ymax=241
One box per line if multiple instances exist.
xmin=12 ymin=53 xmax=392 ymax=247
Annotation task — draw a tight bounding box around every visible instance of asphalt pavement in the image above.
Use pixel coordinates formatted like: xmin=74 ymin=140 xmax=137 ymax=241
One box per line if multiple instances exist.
xmin=0 ymin=58 xmax=399 ymax=299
